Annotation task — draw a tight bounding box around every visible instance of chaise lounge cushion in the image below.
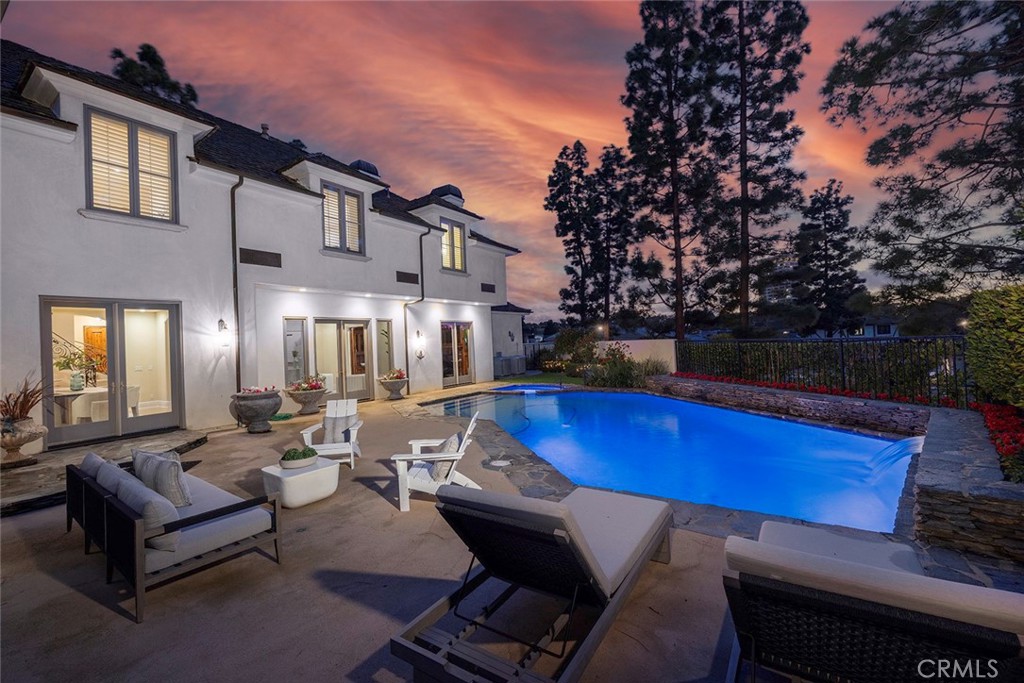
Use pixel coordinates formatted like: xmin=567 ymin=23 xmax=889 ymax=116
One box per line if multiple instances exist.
xmin=725 ymin=529 xmax=1024 ymax=635
xmin=144 ymin=473 xmax=272 ymax=573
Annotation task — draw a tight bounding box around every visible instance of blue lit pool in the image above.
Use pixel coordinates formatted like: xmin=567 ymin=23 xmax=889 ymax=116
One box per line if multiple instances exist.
xmin=489 ymin=384 xmax=567 ymax=393
xmin=436 ymin=391 xmax=915 ymax=532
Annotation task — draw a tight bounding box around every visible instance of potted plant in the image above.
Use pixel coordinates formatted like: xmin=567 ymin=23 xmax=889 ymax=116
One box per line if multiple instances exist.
xmin=378 ymin=368 xmax=408 ymax=400
xmin=285 ymin=375 xmax=327 ymax=415
xmin=230 ymin=386 xmax=282 ymax=434
xmin=279 ymin=446 xmax=318 ymax=469
xmin=1 ymin=375 xmax=48 ymax=469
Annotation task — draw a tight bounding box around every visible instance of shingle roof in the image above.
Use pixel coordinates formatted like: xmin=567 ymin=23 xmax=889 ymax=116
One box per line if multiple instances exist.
xmin=372 ymin=190 xmax=519 ymax=254
xmin=405 ymin=194 xmax=485 ymax=221
xmin=491 ymin=302 xmax=532 ymax=314
xmin=470 ymin=231 xmax=520 ymax=254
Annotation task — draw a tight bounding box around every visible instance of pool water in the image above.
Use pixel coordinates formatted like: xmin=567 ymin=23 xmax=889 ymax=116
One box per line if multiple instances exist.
xmin=437 ymin=391 xmax=915 ymax=532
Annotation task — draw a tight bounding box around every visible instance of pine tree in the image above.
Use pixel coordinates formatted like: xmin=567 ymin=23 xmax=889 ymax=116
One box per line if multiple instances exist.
xmin=822 ymin=2 xmax=1024 ymax=302
xmin=791 ymin=180 xmax=866 ymax=336
xmin=623 ymin=0 xmax=725 ymax=340
xmin=701 ymin=0 xmax=809 ymax=328
xmin=544 ymin=141 xmax=599 ymax=325
xmin=590 ymin=145 xmax=640 ymax=336
xmin=110 ymin=44 xmax=198 ymax=106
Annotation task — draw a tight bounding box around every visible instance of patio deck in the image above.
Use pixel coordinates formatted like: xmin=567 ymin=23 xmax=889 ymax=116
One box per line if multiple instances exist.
xmin=0 ymin=397 xmax=734 ymax=682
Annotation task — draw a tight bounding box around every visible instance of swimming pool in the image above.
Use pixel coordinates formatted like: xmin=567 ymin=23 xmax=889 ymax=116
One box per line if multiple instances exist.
xmin=436 ymin=391 xmax=915 ymax=532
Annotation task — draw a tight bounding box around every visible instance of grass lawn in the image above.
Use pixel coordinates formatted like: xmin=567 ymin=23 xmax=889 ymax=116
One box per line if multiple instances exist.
xmin=495 ymin=372 xmax=583 ymax=385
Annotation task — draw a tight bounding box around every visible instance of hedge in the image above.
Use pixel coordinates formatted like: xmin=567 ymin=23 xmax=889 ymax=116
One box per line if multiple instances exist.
xmin=967 ymin=285 xmax=1024 ymax=408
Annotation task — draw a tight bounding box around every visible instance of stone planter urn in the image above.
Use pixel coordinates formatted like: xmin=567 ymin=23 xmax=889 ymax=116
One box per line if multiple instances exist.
xmin=231 ymin=390 xmax=282 ymax=434
xmin=285 ymin=389 xmax=326 ymax=415
xmin=379 ymin=378 xmax=408 ymax=400
xmin=1 ymin=418 xmax=48 ymax=469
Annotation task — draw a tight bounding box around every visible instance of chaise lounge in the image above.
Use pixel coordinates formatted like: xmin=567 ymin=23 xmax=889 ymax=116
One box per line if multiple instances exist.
xmin=391 ymin=484 xmax=672 ymax=682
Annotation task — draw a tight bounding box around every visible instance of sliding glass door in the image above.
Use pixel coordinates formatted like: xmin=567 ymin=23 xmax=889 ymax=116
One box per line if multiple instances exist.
xmin=441 ymin=322 xmax=474 ymax=387
xmin=42 ymin=298 xmax=183 ymax=447
xmin=314 ymin=319 xmax=373 ymax=400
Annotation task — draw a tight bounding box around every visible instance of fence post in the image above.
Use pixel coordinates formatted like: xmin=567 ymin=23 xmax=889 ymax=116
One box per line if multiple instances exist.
xmin=735 ymin=340 xmax=743 ymax=377
xmin=839 ymin=338 xmax=847 ymax=390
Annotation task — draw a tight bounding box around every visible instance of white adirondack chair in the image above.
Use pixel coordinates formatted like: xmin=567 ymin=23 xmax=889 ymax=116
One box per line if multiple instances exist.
xmin=300 ymin=399 xmax=363 ymax=469
xmin=391 ymin=412 xmax=480 ymax=512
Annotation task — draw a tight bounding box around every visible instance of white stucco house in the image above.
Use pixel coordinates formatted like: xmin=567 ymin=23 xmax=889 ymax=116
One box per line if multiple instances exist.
xmin=0 ymin=39 xmax=524 ymax=450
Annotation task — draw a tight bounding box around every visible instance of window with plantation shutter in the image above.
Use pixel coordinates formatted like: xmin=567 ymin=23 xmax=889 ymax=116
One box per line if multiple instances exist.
xmin=321 ymin=182 xmax=364 ymax=255
xmin=86 ymin=108 xmax=176 ymax=223
xmin=440 ymin=218 xmax=467 ymax=272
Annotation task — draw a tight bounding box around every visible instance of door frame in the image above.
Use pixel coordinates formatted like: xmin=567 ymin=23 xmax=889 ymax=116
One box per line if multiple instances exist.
xmin=313 ymin=317 xmax=374 ymax=400
xmin=40 ymin=296 xmax=185 ymax=448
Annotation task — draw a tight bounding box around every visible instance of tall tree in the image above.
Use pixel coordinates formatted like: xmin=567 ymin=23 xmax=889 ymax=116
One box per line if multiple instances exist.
xmin=590 ymin=145 xmax=641 ymax=335
xmin=623 ymin=0 xmax=724 ymax=341
xmin=545 ymin=141 xmax=599 ymax=325
xmin=791 ymin=180 xmax=866 ymax=336
xmin=822 ymin=1 xmax=1024 ymax=303
xmin=110 ymin=44 xmax=198 ymax=106
xmin=702 ymin=0 xmax=810 ymax=328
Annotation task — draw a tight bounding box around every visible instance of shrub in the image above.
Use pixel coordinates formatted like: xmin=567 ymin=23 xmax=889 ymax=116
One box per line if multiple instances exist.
xmin=586 ymin=356 xmax=669 ymax=388
xmin=973 ymin=402 xmax=1024 ymax=483
xmin=282 ymin=446 xmax=317 ymax=461
xmin=967 ymin=285 xmax=1024 ymax=408
xmin=553 ymin=328 xmax=598 ymax=376
xmin=530 ymin=347 xmax=555 ymax=371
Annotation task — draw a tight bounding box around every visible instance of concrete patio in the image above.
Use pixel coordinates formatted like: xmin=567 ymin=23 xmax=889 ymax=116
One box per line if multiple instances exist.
xmin=0 ymin=398 xmax=735 ymax=682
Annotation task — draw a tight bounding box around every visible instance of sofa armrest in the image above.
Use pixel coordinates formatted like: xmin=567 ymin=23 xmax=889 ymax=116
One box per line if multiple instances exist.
xmin=147 ymin=495 xmax=276 ymax=537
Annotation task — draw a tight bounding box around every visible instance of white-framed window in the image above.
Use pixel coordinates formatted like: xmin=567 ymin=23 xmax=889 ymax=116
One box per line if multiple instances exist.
xmin=85 ymin=107 xmax=176 ymax=222
xmin=440 ymin=218 xmax=466 ymax=271
xmin=322 ymin=183 xmax=364 ymax=254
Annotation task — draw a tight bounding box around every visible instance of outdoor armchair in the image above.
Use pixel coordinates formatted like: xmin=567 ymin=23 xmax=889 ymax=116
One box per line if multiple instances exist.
xmin=300 ymin=399 xmax=362 ymax=469
xmin=390 ymin=412 xmax=480 ymax=512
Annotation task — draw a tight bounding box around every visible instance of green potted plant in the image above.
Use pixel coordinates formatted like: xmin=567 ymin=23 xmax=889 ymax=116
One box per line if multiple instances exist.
xmin=285 ymin=375 xmax=327 ymax=415
xmin=378 ymin=368 xmax=408 ymax=400
xmin=279 ymin=445 xmax=318 ymax=469
xmin=1 ymin=375 xmax=48 ymax=469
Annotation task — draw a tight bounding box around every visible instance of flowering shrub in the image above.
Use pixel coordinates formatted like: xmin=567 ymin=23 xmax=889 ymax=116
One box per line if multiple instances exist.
xmin=239 ymin=385 xmax=276 ymax=394
xmin=972 ymin=402 xmax=1024 ymax=483
xmin=381 ymin=368 xmax=407 ymax=381
xmin=287 ymin=375 xmax=325 ymax=392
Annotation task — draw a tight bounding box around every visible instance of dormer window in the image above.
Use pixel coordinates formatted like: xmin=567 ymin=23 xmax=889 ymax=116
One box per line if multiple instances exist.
xmin=440 ymin=218 xmax=466 ymax=271
xmin=86 ymin=108 xmax=176 ymax=222
xmin=322 ymin=183 xmax=364 ymax=254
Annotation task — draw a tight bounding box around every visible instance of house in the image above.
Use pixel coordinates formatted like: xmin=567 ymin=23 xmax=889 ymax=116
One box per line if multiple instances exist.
xmin=490 ymin=302 xmax=531 ymax=377
xmin=0 ymin=39 xmax=521 ymax=450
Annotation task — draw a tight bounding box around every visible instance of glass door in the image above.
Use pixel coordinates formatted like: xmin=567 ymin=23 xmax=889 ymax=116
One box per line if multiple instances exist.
xmin=42 ymin=299 xmax=183 ymax=447
xmin=342 ymin=322 xmax=371 ymax=400
xmin=314 ymin=319 xmax=372 ymax=400
xmin=441 ymin=321 xmax=474 ymax=388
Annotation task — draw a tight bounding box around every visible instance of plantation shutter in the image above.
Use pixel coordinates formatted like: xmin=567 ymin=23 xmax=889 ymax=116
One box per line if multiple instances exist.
xmin=344 ymin=192 xmax=361 ymax=252
xmin=452 ymin=222 xmax=465 ymax=271
xmin=323 ymin=187 xmax=341 ymax=248
xmin=89 ymin=113 xmax=131 ymax=213
xmin=440 ymin=220 xmax=453 ymax=269
xmin=137 ymin=127 xmax=174 ymax=220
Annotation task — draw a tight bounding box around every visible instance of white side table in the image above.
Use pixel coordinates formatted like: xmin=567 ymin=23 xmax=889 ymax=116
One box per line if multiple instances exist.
xmin=261 ymin=458 xmax=340 ymax=508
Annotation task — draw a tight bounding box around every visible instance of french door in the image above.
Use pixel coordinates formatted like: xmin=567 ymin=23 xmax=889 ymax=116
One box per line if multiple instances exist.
xmin=314 ymin=319 xmax=372 ymax=400
xmin=441 ymin=322 xmax=473 ymax=387
xmin=41 ymin=298 xmax=184 ymax=447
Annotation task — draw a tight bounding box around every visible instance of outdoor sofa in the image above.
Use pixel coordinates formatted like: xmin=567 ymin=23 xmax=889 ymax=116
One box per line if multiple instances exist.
xmin=724 ymin=521 xmax=1024 ymax=682
xmin=66 ymin=452 xmax=281 ymax=622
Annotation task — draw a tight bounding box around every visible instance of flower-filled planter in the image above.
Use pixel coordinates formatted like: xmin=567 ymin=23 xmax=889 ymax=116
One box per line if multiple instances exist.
xmin=285 ymin=375 xmax=327 ymax=415
xmin=279 ymin=446 xmax=318 ymax=469
xmin=378 ymin=368 xmax=408 ymax=400
xmin=231 ymin=387 xmax=282 ymax=434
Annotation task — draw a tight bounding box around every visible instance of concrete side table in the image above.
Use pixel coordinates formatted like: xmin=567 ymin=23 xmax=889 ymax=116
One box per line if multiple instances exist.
xmin=261 ymin=458 xmax=340 ymax=508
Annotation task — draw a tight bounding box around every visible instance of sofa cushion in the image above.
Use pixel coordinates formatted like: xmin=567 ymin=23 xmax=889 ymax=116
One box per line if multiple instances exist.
xmin=176 ymin=474 xmax=244 ymax=519
xmin=133 ymin=451 xmax=191 ymax=507
xmin=96 ymin=461 xmax=138 ymax=494
xmin=115 ymin=477 xmax=180 ymax=551
xmin=144 ymin=506 xmax=272 ymax=573
xmin=79 ymin=452 xmax=105 ymax=478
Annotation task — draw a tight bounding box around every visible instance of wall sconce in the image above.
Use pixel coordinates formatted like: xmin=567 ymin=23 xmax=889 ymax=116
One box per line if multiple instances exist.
xmin=414 ymin=330 xmax=426 ymax=359
xmin=218 ymin=318 xmax=231 ymax=347
xmin=508 ymin=330 xmax=515 ymax=342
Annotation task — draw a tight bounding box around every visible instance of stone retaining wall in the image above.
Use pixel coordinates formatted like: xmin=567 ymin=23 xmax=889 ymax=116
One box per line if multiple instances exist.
xmin=645 ymin=376 xmax=1024 ymax=563
xmin=646 ymin=375 xmax=928 ymax=435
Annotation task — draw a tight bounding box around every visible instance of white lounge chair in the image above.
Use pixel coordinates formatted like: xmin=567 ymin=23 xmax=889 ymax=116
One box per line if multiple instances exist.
xmin=300 ymin=399 xmax=362 ymax=469
xmin=390 ymin=412 xmax=480 ymax=512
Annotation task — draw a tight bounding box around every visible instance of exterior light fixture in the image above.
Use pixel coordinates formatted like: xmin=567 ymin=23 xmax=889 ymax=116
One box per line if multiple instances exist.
xmin=218 ymin=319 xmax=231 ymax=347
xmin=508 ymin=330 xmax=515 ymax=341
xmin=414 ymin=330 xmax=426 ymax=359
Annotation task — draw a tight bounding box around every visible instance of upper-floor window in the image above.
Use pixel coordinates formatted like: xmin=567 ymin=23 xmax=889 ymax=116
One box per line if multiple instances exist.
xmin=322 ymin=183 xmax=364 ymax=254
xmin=440 ymin=218 xmax=466 ymax=271
xmin=86 ymin=108 xmax=176 ymax=222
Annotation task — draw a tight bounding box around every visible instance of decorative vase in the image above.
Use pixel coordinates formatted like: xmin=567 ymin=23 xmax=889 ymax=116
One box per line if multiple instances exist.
xmin=69 ymin=372 xmax=85 ymax=391
xmin=1 ymin=418 xmax=48 ymax=469
xmin=279 ymin=455 xmax=318 ymax=469
xmin=286 ymin=389 xmax=326 ymax=415
xmin=379 ymin=378 xmax=408 ymax=400
xmin=230 ymin=390 xmax=283 ymax=434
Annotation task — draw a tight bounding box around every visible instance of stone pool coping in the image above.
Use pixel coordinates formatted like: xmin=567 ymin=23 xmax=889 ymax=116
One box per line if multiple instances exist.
xmin=400 ymin=382 xmax=1023 ymax=592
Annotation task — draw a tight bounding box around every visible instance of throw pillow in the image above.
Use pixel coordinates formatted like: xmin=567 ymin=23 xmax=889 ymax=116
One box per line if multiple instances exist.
xmin=323 ymin=415 xmax=357 ymax=444
xmin=116 ymin=477 xmax=180 ymax=551
xmin=96 ymin=461 xmax=138 ymax=494
xmin=429 ymin=432 xmax=463 ymax=483
xmin=80 ymin=452 xmax=105 ymax=478
xmin=150 ymin=458 xmax=192 ymax=507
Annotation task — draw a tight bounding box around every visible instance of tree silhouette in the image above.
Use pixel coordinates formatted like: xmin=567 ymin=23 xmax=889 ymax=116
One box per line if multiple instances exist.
xmin=110 ymin=44 xmax=198 ymax=106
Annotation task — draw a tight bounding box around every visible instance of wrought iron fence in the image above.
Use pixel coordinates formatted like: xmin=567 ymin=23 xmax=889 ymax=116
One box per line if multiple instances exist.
xmin=676 ymin=336 xmax=972 ymax=408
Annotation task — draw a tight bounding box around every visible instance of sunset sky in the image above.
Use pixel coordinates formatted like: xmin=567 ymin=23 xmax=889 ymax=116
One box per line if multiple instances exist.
xmin=3 ymin=0 xmax=896 ymax=320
